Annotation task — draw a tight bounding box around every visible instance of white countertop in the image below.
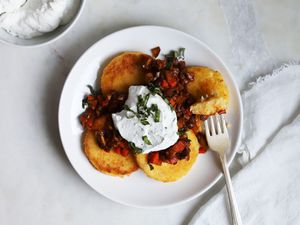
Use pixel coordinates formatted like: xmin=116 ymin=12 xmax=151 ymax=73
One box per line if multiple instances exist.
xmin=0 ymin=0 xmax=299 ymax=224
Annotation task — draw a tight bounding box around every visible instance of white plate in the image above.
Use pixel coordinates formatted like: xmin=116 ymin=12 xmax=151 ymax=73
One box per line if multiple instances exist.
xmin=58 ymin=26 xmax=243 ymax=208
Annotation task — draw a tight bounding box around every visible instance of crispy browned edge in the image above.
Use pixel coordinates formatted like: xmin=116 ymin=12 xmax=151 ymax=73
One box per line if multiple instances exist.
xmin=82 ymin=116 xmax=138 ymax=177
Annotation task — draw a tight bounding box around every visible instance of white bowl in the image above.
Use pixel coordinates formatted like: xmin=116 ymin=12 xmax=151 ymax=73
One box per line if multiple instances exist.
xmin=0 ymin=0 xmax=85 ymax=47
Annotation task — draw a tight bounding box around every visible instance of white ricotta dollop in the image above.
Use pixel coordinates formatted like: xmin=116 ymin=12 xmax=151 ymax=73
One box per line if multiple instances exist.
xmin=112 ymin=86 xmax=179 ymax=154
xmin=0 ymin=0 xmax=26 ymax=14
xmin=0 ymin=0 xmax=80 ymax=39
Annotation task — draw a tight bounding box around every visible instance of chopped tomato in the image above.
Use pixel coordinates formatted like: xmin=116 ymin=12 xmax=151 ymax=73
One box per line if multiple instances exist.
xmin=170 ymin=141 xmax=186 ymax=153
xmin=169 ymin=98 xmax=176 ymax=107
xmin=87 ymin=95 xmax=97 ymax=109
xmin=148 ymin=152 xmax=162 ymax=165
xmin=121 ymin=148 xmax=129 ymax=157
xmin=114 ymin=147 xmax=121 ymax=155
xmin=80 ymin=109 xmax=95 ymax=129
xmin=177 ymin=118 xmax=185 ymax=129
xmin=161 ymin=80 xmax=169 ymax=88
xmin=168 ymin=157 xmax=178 ymax=165
xmin=101 ymin=97 xmax=110 ymax=107
xmin=185 ymin=109 xmax=192 ymax=117
xmin=199 ymin=147 xmax=207 ymax=154
xmin=87 ymin=95 xmax=94 ymax=101
xmin=168 ymin=79 xmax=177 ymax=88
xmin=86 ymin=117 xmax=94 ymax=128
xmin=79 ymin=114 xmax=87 ymax=126
xmin=119 ymin=141 xmax=126 ymax=148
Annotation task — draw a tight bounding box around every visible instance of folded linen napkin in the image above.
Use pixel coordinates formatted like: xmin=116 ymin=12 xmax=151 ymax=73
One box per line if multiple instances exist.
xmin=239 ymin=64 xmax=300 ymax=164
xmin=189 ymin=64 xmax=300 ymax=225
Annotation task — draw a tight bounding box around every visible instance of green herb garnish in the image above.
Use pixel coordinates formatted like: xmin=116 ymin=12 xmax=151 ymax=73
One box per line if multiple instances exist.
xmin=154 ymin=109 xmax=160 ymax=122
xmin=124 ymin=92 xmax=161 ymax=125
xmin=82 ymin=85 xmax=98 ymax=108
xmin=82 ymin=97 xmax=88 ymax=108
xmin=87 ymin=84 xmax=97 ymax=96
xmin=177 ymin=127 xmax=187 ymax=136
xmin=165 ymin=48 xmax=185 ymax=69
xmin=124 ymin=105 xmax=138 ymax=117
xmin=148 ymin=84 xmax=162 ymax=95
xmin=140 ymin=119 xmax=150 ymax=125
xmin=148 ymin=84 xmax=174 ymax=111
xmin=175 ymin=48 xmax=185 ymax=60
xmin=142 ymin=135 xmax=152 ymax=145
xmin=128 ymin=142 xmax=143 ymax=154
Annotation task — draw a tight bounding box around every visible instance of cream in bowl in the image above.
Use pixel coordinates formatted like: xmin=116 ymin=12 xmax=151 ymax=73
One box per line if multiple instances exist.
xmin=0 ymin=0 xmax=84 ymax=46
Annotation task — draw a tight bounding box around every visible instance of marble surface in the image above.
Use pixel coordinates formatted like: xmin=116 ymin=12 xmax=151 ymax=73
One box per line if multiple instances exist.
xmin=0 ymin=0 xmax=299 ymax=224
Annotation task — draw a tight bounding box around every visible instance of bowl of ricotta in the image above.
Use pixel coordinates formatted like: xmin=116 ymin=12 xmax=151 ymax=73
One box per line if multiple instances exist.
xmin=0 ymin=0 xmax=85 ymax=47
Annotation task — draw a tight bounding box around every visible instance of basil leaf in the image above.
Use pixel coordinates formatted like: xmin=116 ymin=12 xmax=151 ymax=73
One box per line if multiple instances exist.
xmin=82 ymin=97 xmax=88 ymax=108
xmin=128 ymin=142 xmax=143 ymax=154
xmin=87 ymin=85 xmax=97 ymax=96
xmin=140 ymin=119 xmax=150 ymax=125
xmin=124 ymin=105 xmax=137 ymax=115
xmin=142 ymin=135 xmax=152 ymax=145
xmin=144 ymin=93 xmax=150 ymax=105
xmin=148 ymin=84 xmax=162 ymax=96
xmin=177 ymin=48 xmax=185 ymax=60
xmin=162 ymin=97 xmax=174 ymax=111
xmin=177 ymin=127 xmax=187 ymax=136
xmin=154 ymin=108 xmax=160 ymax=122
xmin=148 ymin=85 xmax=174 ymax=111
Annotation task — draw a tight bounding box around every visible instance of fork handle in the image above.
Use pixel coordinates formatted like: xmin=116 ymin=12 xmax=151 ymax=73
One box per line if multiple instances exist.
xmin=219 ymin=154 xmax=243 ymax=225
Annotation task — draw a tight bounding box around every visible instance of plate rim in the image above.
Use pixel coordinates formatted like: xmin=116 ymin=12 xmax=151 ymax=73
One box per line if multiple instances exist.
xmin=58 ymin=25 xmax=243 ymax=208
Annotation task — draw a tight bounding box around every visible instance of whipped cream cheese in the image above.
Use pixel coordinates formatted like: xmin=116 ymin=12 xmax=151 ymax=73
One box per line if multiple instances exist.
xmin=112 ymin=86 xmax=179 ymax=154
xmin=0 ymin=0 xmax=80 ymax=39
xmin=0 ymin=0 xmax=26 ymax=14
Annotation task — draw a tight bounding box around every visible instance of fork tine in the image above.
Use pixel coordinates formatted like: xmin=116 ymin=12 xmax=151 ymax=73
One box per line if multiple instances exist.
xmin=204 ymin=119 xmax=209 ymax=136
xmin=220 ymin=114 xmax=228 ymax=134
xmin=215 ymin=115 xmax=222 ymax=134
xmin=209 ymin=116 xmax=216 ymax=136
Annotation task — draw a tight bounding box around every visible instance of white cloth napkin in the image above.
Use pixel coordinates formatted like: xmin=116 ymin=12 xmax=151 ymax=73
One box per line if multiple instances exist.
xmin=189 ymin=64 xmax=300 ymax=225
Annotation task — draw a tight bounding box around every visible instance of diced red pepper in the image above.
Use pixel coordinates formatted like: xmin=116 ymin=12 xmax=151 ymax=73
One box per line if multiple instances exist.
xmin=169 ymin=98 xmax=176 ymax=107
xmin=87 ymin=95 xmax=94 ymax=101
xmin=168 ymin=157 xmax=178 ymax=165
xmin=86 ymin=117 xmax=94 ymax=128
xmin=80 ymin=109 xmax=95 ymax=129
xmin=119 ymin=141 xmax=126 ymax=148
xmin=114 ymin=147 xmax=121 ymax=155
xmin=148 ymin=152 xmax=162 ymax=165
xmin=90 ymin=100 xmax=98 ymax=109
xmin=185 ymin=109 xmax=192 ymax=117
xmin=161 ymin=80 xmax=169 ymax=88
xmin=121 ymin=148 xmax=129 ymax=157
xmin=171 ymin=141 xmax=186 ymax=153
xmin=177 ymin=118 xmax=185 ymax=129
xmin=199 ymin=147 xmax=207 ymax=154
xmin=79 ymin=113 xmax=87 ymax=126
xmin=168 ymin=79 xmax=177 ymax=88
xmin=101 ymin=97 xmax=110 ymax=107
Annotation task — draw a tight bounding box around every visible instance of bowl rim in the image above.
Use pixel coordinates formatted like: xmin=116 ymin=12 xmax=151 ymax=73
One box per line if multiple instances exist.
xmin=0 ymin=0 xmax=86 ymax=48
